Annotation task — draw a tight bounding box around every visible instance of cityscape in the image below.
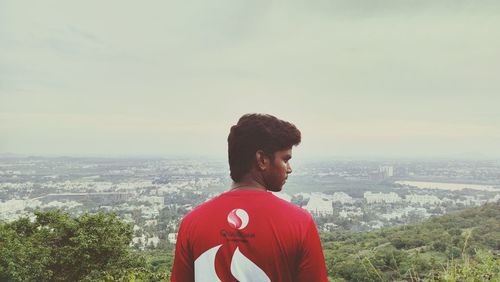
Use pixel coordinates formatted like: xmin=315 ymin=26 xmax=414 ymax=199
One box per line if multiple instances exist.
xmin=1 ymin=156 xmax=498 ymax=250
xmin=2 ymin=1 xmax=499 ymax=279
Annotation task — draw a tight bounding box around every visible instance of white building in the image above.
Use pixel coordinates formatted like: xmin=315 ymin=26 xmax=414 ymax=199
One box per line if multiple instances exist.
xmin=0 ymin=199 xmax=26 ymax=213
xmin=364 ymin=192 xmax=402 ymax=204
xmin=331 ymin=192 xmax=354 ymax=204
xmin=322 ymin=222 xmax=339 ymax=232
xmin=168 ymin=233 xmax=178 ymax=244
xmin=405 ymin=194 xmax=442 ymax=205
xmin=380 ymin=207 xmax=429 ymax=221
xmin=488 ymin=194 xmax=500 ymax=203
xmin=339 ymin=208 xmax=363 ymax=219
xmin=147 ymin=236 xmax=160 ymax=248
xmin=45 ymin=200 xmax=82 ymax=209
xmin=379 ymin=166 xmax=394 ymax=178
xmin=0 ymin=199 xmax=41 ymax=221
xmin=303 ymin=194 xmax=333 ymax=215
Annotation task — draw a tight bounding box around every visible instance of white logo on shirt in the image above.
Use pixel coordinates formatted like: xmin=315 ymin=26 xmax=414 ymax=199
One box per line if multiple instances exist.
xmin=194 ymin=245 xmax=270 ymax=282
xmin=227 ymin=208 xmax=249 ymax=230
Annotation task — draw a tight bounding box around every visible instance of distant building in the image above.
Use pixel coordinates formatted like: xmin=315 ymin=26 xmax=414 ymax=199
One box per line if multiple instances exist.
xmin=168 ymin=233 xmax=178 ymax=244
xmin=380 ymin=207 xmax=429 ymax=221
xmin=147 ymin=236 xmax=160 ymax=248
xmin=339 ymin=208 xmax=363 ymax=219
xmin=131 ymin=235 xmax=160 ymax=249
xmin=364 ymin=191 xmax=402 ymax=204
xmin=0 ymin=199 xmax=26 ymax=213
xmin=379 ymin=166 xmax=394 ymax=178
xmin=488 ymin=194 xmax=500 ymax=203
xmin=322 ymin=222 xmax=339 ymax=232
xmin=405 ymin=194 xmax=442 ymax=205
xmin=132 ymin=234 xmax=146 ymax=249
xmin=37 ymin=192 xmax=132 ymax=203
xmin=0 ymin=199 xmax=41 ymax=221
xmin=366 ymin=220 xmax=384 ymax=229
xmin=331 ymin=192 xmax=355 ymax=204
xmin=304 ymin=194 xmax=333 ymax=215
xmin=45 ymin=200 xmax=82 ymax=209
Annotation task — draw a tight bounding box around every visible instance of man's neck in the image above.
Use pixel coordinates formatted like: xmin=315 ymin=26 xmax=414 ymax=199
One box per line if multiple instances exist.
xmin=230 ymin=174 xmax=267 ymax=191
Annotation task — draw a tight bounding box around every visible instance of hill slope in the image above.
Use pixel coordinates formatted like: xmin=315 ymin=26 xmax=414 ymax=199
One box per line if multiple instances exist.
xmin=321 ymin=203 xmax=499 ymax=281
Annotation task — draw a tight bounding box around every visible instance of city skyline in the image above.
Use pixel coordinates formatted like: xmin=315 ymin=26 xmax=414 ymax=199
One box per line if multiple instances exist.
xmin=1 ymin=1 xmax=499 ymax=158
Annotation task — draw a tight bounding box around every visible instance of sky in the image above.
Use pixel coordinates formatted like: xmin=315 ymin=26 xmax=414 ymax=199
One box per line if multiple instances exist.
xmin=1 ymin=0 xmax=499 ymax=159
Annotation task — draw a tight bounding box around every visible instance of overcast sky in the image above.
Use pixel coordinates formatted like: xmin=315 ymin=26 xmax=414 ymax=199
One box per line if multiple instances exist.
xmin=1 ymin=1 xmax=499 ymax=159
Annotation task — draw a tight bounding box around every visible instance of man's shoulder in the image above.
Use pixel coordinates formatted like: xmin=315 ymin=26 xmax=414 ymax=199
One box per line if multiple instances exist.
xmin=180 ymin=190 xmax=313 ymax=224
xmin=180 ymin=194 xmax=222 ymax=221
xmin=268 ymin=193 xmax=313 ymax=220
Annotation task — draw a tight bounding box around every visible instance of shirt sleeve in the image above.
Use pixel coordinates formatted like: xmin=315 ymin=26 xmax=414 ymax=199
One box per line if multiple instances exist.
xmin=295 ymin=219 xmax=329 ymax=282
xmin=170 ymin=220 xmax=194 ymax=282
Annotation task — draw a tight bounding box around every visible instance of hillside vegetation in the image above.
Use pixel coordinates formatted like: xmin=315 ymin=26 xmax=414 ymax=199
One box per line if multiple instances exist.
xmin=322 ymin=203 xmax=499 ymax=281
xmin=1 ymin=204 xmax=498 ymax=281
xmin=0 ymin=211 xmax=168 ymax=281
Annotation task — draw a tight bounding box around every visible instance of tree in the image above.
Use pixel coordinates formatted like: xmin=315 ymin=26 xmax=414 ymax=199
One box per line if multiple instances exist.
xmin=0 ymin=210 xmax=163 ymax=281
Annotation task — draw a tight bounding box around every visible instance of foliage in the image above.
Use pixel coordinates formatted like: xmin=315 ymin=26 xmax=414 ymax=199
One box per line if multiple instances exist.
xmin=427 ymin=249 xmax=499 ymax=282
xmin=322 ymin=203 xmax=500 ymax=281
xmin=2 ymin=204 xmax=498 ymax=281
xmin=0 ymin=210 xmax=169 ymax=281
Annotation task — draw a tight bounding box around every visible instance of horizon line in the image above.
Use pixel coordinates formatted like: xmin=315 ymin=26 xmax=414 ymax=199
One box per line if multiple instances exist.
xmin=1 ymin=152 xmax=499 ymax=162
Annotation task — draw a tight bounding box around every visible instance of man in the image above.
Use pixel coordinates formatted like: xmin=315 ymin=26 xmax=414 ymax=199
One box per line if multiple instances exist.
xmin=171 ymin=113 xmax=328 ymax=282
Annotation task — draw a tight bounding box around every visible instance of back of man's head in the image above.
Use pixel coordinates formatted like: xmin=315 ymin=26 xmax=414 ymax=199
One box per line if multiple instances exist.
xmin=227 ymin=113 xmax=301 ymax=182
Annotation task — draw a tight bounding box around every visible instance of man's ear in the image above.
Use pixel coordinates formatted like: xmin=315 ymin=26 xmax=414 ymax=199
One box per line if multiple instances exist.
xmin=255 ymin=150 xmax=270 ymax=171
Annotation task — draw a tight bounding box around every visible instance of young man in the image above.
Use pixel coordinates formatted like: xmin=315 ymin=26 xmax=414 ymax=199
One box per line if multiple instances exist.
xmin=171 ymin=114 xmax=328 ymax=282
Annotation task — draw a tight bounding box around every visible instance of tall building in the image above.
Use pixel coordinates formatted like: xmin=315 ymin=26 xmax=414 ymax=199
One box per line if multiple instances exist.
xmin=379 ymin=165 xmax=394 ymax=178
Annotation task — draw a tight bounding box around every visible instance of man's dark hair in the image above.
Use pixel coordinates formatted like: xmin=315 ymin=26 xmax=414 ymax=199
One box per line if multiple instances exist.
xmin=227 ymin=113 xmax=301 ymax=182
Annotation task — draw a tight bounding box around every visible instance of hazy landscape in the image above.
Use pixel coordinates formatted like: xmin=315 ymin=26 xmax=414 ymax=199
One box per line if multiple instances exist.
xmin=2 ymin=157 xmax=499 ymax=231
xmin=1 ymin=156 xmax=499 ymax=280
xmin=2 ymin=0 xmax=500 ymax=280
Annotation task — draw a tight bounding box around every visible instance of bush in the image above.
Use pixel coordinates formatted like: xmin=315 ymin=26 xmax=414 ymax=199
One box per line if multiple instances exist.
xmin=0 ymin=210 xmax=166 ymax=281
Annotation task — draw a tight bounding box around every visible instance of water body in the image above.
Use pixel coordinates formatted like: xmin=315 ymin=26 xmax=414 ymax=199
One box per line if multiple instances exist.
xmin=395 ymin=181 xmax=500 ymax=192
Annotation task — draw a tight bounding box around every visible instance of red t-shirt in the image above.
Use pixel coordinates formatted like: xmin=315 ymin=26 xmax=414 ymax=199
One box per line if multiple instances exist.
xmin=171 ymin=190 xmax=328 ymax=282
